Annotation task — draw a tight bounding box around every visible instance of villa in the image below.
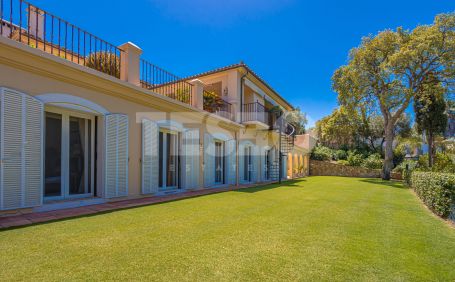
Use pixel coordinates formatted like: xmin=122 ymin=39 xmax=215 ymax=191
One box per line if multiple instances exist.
xmin=0 ymin=1 xmax=312 ymax=214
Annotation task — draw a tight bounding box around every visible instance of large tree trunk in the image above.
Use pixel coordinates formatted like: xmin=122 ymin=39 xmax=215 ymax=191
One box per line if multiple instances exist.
xmin=382 ymin=125 xmax=394 ymax=180
xmin=428 ymin=132 xmax=434 ymax=167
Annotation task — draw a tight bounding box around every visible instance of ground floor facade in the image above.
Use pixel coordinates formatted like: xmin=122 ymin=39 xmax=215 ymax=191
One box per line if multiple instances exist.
xmin=0 ymin=47 xmax=308 ymax=214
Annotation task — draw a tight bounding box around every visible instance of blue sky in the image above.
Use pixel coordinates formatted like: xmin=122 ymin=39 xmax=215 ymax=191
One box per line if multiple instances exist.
xmin=34 ymin=0 xmax=454 ymax=127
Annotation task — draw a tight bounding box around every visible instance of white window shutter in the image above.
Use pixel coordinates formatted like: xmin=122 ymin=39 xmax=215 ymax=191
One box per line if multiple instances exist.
xmin=226 ymin=139 xmax=236 ymax=185
xmin=204 ymin=133 xmax=215 ymax=187
xmin=261 ymin=147 xmax=267 ymax=182
xmin=182 ymin=129 xmax=200 ymax=190
xmin=0 ymin=88 xmax=43 ymax=210
xmin=142 ymin=119 xmax=159 ymax=194
xmin=104 ymin=114 xmax=129 ymax=198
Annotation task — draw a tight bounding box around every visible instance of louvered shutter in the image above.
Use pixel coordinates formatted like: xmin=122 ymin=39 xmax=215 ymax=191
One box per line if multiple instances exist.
xmin=142 ymin=119 xmax=159 ymax=194
xmin=182 ymin=129 xmax=200 ymax=189
xmin=204 ymin=133 xmax=215 ymax=187
xmin=104 ymin=114 xmax=129 ymax=198
xmin=282 ymin=154 xmax=287 ymax=180
xmin=0 ymin=88 xmax=43 ymax=210
xmin=226 ymin=139 xmax=237 ymax=185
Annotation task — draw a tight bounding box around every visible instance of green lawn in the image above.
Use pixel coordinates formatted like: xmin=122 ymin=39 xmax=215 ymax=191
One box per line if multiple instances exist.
xmin=1 ymin=177 xmax=455 ymax=281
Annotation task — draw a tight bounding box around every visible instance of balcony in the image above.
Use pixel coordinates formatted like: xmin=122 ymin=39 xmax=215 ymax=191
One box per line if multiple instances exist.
xmin=0 ymin=0 xmax=122 ymax=78
xmin=203 ymin=90 xmax=234 ymax=121
xmin=242 ymin=102 xmax=269 ymax=126
xmin=140 ymin=59 xmax=193 ymax=105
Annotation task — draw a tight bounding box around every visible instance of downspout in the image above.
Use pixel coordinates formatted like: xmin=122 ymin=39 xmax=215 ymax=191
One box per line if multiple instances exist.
xmin=239 ymin=69 xmax=249 ymax=123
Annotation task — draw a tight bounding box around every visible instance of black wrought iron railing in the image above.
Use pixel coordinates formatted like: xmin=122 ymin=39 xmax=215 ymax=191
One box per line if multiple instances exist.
xmin=0 ymin=0 xmax=122 ymax=78
xmin=203 ymin=90 xmax=233 ymax=120
xmin=140 ymin=59 xmax=193 ymax=105
xmin=242 ymin=102 xmax=268 ymax=124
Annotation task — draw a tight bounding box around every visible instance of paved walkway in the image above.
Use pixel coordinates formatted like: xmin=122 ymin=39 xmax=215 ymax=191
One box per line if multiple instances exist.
xmin=0 ymin=183 xmax=265 ymax=229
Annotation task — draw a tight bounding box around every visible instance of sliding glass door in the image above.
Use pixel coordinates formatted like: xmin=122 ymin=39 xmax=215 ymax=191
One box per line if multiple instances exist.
xmin=159 ymin=130 xmax=180 ymax=191
xmin=44 ymin=107 xmax=95 ymax=200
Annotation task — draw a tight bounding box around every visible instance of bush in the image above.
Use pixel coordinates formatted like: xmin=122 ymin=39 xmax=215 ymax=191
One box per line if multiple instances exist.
xmin=417 ymin=153 xmax=455 ymax=173
xmin=361 ymin=154 xmax=383 ymax=169
xmin=334 ymin=150 xmax=348 ymax=160
xmin=346 ymin=151 xmax=364 ymax=166
xmin=393 ymin=160 xmax=418 ymax=185
xmin=337 ymin=160 xmax=349 ymax=166
xmin=411 ymin=171 xmax=455 ymax=218
xmin=311 ymin=146 xmax=333 ymax=161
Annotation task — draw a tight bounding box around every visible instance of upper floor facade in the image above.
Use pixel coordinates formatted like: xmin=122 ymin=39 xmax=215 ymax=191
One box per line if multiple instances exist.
xmin=0 ymin=0 xmax=292 ymax=129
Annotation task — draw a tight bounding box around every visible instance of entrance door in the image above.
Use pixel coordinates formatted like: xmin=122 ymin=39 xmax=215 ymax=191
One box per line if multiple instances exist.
xmin=159 ymin=130 xmax=180 ymax=191
xmin=215 ymin=141 xmax=225 ymax=184
xmin=44 ymin=108 xmax=95 ymax=200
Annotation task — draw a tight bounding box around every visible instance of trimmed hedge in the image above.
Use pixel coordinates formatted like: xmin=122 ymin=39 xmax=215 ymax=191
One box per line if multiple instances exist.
xmin=411 ymin=171 xmax=455 ymax=218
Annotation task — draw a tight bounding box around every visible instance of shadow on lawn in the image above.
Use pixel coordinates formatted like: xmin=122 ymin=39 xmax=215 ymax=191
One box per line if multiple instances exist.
xmin=359 ymin=178 xmax=407 ymax=189
xmin=0 ymin=179 xmax=307 ymax=231
xmin=235 ymin=179 xmax=306 ymax=193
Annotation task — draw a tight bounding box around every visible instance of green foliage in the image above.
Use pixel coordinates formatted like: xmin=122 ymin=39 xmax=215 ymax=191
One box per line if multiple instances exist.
xmin=411 ymin=172 xmax=455 ymax=217
xmin=337 ymin=160 xmax=349 ymax=166
xmin=315 ymin=107 xmax=361 ymax=149
xmin=85 ymin=52 xmax=120 ymax=78
xmin=310 ymin=146 xmax=333 ymax=161
xmin=334 ymin=150 xmax=348 ymax=160
xmin=332 ymin=12 xmax=455 ymax=179
xmin=203 ymin=91 xmax=224 ymax=112
xmin=347 ymin=151 xmax=365 ymax=167
xmin=361 ymin=154 xmax=383 ymax=169
xmin=418 ymin=153 xmax=455 ymax=173
xmin=285 ymin=107 xmax=308 ymax=135
xmin=393 ymin=160 xmax=418 ymax=185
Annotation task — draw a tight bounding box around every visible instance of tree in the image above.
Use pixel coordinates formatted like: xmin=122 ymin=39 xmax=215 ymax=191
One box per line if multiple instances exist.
xmin=285 ymin=107 xmax=308 ymax=135
xmin=315 ymin=106 xmax=361 ymax=149
xmin=333 ymin=13 xmax=455 ymax=180
xmin=414 ymin=75 xmax=448 ymax=167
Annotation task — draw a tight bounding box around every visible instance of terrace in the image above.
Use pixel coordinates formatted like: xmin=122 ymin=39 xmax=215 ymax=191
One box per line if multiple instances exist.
xmin=0 ymin=0 xmax=194 ymax=106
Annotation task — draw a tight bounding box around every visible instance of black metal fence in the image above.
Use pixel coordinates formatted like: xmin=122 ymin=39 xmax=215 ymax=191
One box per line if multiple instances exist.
xmin=140 ymin=59 xmax=193 ymax=105
xmin=243 ymin=102 xmax=268 ymax=124
xmin=203 ymin=90 xmax=233 ymax=120
xmin=0 ymin=0 xmax=122 ymax=78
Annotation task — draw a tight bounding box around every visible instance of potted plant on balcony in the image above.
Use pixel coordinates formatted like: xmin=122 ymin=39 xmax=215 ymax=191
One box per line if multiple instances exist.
xmin=203 ymin=91 xmax=224 ymax=113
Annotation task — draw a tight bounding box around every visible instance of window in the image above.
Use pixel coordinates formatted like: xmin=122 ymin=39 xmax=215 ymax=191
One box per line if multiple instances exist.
xmin=243 ymin=146 xmax=252 ymax=182
xmin=215 ymin=141 xmax=225 ymax=184
xmin=159 ymin=130 xmax=180 ymax=190
xmin=44 ymin=108 xmax=95 ymax=200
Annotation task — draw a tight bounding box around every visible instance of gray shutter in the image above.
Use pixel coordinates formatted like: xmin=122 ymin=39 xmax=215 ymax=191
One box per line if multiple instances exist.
xmin=182 ymin=129 xmax=200 ymax=190
xmin=226 ymin=139 xmax=237 ymax=185
xmin=104 ymin=114 xmax=129 ymax=198
xmin=0 ymin=88 xmax=43 ymax=210
xmin=142 ymin=119 xmax=159 ymax=194
xmin=204 ymin=133 xmax=215 ymax=187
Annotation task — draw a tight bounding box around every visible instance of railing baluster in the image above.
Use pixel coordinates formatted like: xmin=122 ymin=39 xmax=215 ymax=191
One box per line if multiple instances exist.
xmin=18 ymin=0 xmax=21 ymax=42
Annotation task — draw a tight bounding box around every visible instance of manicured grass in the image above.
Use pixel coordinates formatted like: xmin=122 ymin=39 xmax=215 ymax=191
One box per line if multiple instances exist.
xmin=1 ymin=177 xmax=455 ymax=281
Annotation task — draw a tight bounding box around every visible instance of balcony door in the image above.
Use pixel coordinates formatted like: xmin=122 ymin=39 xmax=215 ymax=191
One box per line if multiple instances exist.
xmin=44 ymin=107 xmax=95 ymax=200
xmin=159 ymin=130 xmax=180 ymax=191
